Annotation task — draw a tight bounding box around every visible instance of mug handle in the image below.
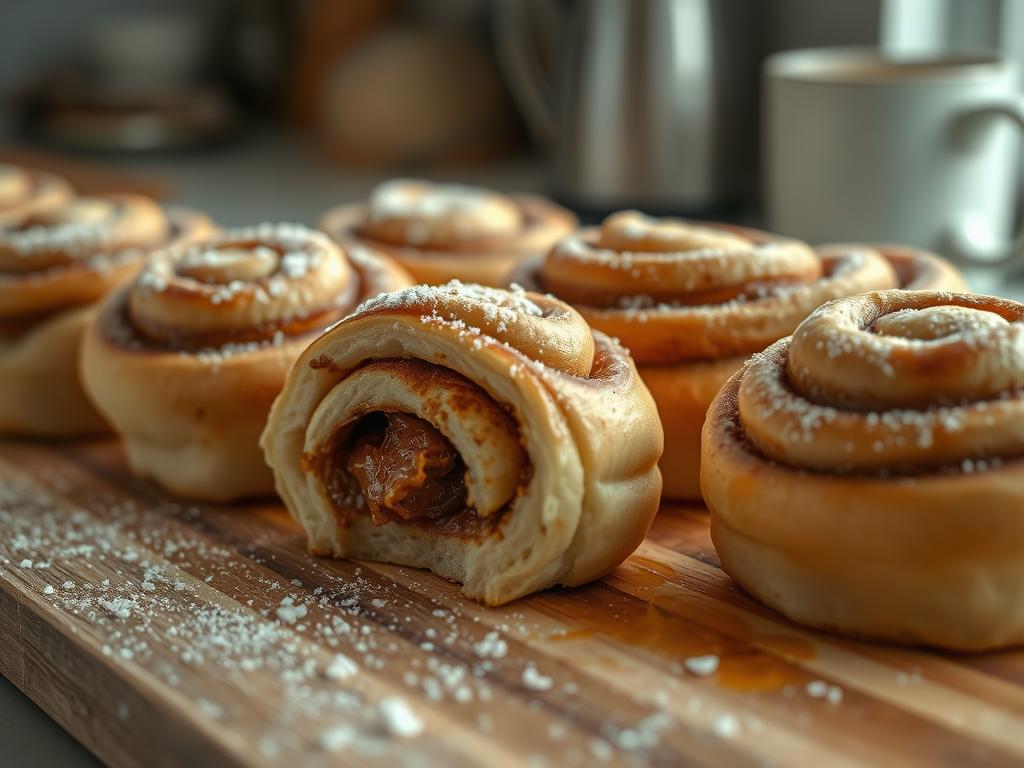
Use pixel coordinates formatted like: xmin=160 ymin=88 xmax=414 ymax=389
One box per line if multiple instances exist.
xmin=948 ymin=96 xmax=1024 ymax=264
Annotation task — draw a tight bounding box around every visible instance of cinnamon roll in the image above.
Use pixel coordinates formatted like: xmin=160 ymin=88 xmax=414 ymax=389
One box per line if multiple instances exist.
xmin=81 ymin=224 xmax=413 ymax=501
xmin=703 ymin=290 xmax=1024 ymax=651
xmin=0 ymin=164 xmax=73 ymax=225
xmin=821 ymin=242 xmax=967 ymax=292
xmin=0 ymin=194 xmax=210 ymax=436
xmin=260 ymin=281 xmax=663 ymax=605
xmin=512 ymin=211 xmax=965 ymax=499
xmin=319 ymin=178 xmax=576 ymax=287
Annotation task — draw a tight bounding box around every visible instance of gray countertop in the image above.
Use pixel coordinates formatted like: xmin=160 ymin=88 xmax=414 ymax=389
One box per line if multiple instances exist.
xmin=0 ymin=675 xmax=101 ymax=766
xmin=108 ymin=132 xmax=550 ymax=226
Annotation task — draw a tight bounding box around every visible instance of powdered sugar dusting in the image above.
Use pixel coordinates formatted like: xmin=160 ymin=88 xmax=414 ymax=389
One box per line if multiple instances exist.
xmin=124 ymin=222 xmax=358 ymax=356
xmin=550 ymin=240 xmax=893 ymax=367
xmin=2 ymin=219 xmax=110 ymax=255
xmin=139 ymin=223 xmax=332 ymax=299
xmin=369 ymin=179 xmax=499 ymax=221
xmin=0 ymin=450 xmax=706 ymax=764
xmin=0 ymin=438 xmax=865 ymax=764
xmin=359 ymin=279 xmax=543 ymax=319
xmin=0 ymin=197 xmax=163 ymax=277
xmin=738 ymin=293 xmax=1024 ymax=475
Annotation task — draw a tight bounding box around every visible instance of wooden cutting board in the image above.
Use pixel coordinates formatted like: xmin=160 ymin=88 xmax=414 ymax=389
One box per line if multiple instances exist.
xmin=1 ymin=439 xmax=1022 ymax=767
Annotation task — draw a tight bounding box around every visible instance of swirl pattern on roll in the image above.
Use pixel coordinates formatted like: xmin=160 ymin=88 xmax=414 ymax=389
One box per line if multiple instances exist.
xmin=701 ymin=290 xmax=1024 ymax=651
xmin=320 ymin=179 xmax=576 ymax=286
xmin=511 ymin=211 xmax=968 ymax=499
xmin=739 ymin=290 xmax=1024 ymax=475
xmin=0 ymin=194 xmax=198 ymax=321
xmin=82 ymin=223 xmax=414 ymax=501
xmin=261 ymin=281 xmax=662 ymax=604
xmin=0 ymin=191 xmax=210 ymax=436
xmin=522 ymin=211 xmax=901 ymax=364
xmin=97 ymin=223 xmax=415 ymax=352
xmin=123 ymin=224 xmax=368 ymax=349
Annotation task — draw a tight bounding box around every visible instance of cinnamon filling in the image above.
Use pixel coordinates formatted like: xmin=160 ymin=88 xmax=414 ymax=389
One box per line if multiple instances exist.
xmin=325 ymin=412 xmax=469 ymax=526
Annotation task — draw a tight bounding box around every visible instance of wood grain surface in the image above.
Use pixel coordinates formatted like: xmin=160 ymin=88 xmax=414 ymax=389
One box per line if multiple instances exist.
xmin=1 ymin=438 xmax=1022 ymax=767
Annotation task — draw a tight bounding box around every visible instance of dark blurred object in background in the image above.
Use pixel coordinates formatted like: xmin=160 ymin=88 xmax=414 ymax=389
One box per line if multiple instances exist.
xmin=298 ymin=0 xmax=523 ymax=168
xmin=319 ymin=26 xmax=518 ymax=167
xmin=0 ymin=0 xmax=1019 ymax=213
xmin=2 ymin=0 xmax=524 ymax=165
xmin=222 ymin=0 xmax=292 ymax=115
xmin=287 ymin=0 xmax=396 ymax=130
xmin=13 ymin=3 xmax=237 ymax=151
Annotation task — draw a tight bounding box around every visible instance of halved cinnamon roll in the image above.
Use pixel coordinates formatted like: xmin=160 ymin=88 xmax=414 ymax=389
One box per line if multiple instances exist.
xmin=703 ymin=290 xmax=1024 ymax=651
xmin=261 ymin=281 xmax=663 ymax=604
xmin=512 ymin=211 xmax=966 ymax=499
xmin=0 ymin=164 xmax=73 ymax=225
xmin=0 ymin=193 xmax=210 ymax=436
xmin=320 ymin=179 xmax=576 ymax=286
xmin=81 ymin=224 xmax=413 ymax=501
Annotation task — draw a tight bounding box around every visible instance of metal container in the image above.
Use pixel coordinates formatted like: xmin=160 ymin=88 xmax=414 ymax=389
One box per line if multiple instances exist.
xmin=495 ymin=0 xmax=760 ymax=213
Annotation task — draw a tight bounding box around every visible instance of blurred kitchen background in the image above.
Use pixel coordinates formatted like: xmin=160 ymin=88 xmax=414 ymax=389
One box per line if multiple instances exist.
xmin=0 ymin=0 xmax=1021 ymax=226
xmin=1 ymin=4 xmax=1023 ymax=757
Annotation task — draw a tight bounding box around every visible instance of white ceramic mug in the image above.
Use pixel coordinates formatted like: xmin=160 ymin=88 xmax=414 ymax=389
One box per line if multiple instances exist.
xmin=765 ymin=48 xmax=1024 ymax=266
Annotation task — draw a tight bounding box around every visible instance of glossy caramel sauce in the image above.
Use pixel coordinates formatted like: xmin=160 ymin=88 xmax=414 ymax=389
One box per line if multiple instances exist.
xmin=307 ymin=410 xmax=509 ymax=541
xmin=549 ymin=554 xmax=815 ymax=692
xmin=346 ymin=413 xmax=468 ymax=525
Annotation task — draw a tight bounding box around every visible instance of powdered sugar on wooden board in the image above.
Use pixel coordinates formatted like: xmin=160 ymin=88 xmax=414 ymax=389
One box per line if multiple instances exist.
xmin=1 ymin=439 xmax=1021 ymax=767
xmin=0 ymin=443 xmax=708 ymax=765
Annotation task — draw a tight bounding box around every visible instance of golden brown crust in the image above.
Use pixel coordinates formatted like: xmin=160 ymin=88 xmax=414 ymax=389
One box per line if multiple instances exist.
xmin=702 ymin=290 xmax=1024 ymax=651
xmin=0 ymin=198 xmax=211 ymax=436
xmin=80 ymin=224 xmax=413 ymax=500
xmin=824 ymin=243 xmax=968 ymax=292
xmin=512 ymin=213 xmax=968 ymax=499
xmin=261 ymin=281 xmax=663 ymax=604
xmin=637 ymin=356 xmax=746 ymax=499
xmin=320 ymin=179 xmax=576 ymax=287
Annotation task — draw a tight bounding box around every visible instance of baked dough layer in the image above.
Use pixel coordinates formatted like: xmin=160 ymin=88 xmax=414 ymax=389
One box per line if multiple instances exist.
xmin=81 ymin=224 xmax=412 ymax=500
xmin=261 ymin=282 xmax=663 ymax=604
xmin=702 ymin=290 xmax=1024 ymax=651
xmin=0 ymin=196 xmax=211 ymax=436
xmin=320 ymin=179 xmax=576 ymax=287
xmin=512 ymin=212 xmax=964 ymax=498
